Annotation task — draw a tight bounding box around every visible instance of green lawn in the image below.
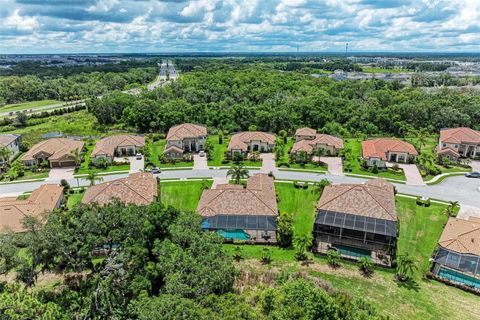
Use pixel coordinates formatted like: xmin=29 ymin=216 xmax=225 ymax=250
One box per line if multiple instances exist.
xmin=75 ymin=164 xmax=130 ymax=176
xmin=3 ymin=110 xmax=100 ymax=145
xmin=344 ymin=138 xmax=406 ymax=181
xmin=275 ymin=182 xmax=320 ymax=238
xmin=159 ymin=180 xmax=212 ymax=211
xmin=0 ymin=100 xmax=62 ymax=113
xmin=423 ymin=165 xmax=471 ymax=182
xmin=362 ymin=67 xmax=412 ymax=74
xmin=66 ymin=192 xmax=85 ymax=209
xmin=207 ymin=135 xmax=262 ymax=167
xmin=146 ymin=139 xmax=193 ymax=168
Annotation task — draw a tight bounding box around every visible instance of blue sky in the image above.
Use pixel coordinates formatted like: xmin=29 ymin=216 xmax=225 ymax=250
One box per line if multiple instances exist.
xmin=1 ymin=0 xmax=479 ymax=54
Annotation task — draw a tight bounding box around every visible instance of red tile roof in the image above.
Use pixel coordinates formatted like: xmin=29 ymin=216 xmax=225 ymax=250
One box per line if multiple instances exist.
xmin=82 ymin=172 xmax=157 ymax=206
xmin=197 ymin=174 xmax=278 ymax=217
xmin=440 ymin=127 xmax=480 ymax=145
xmin=22 ymin=138 xmax=84 ymax=161
xmin=166 ymin=123 xmax=207 ymax=141
xmin=227 ymin=132 xmax=276 ymax=152
xmin=439 ymin=217 xmax=480 ymax=256
xmin=317 ymin=179 xmax=397 ymax=221
xmin=295 ymin=127 xmax=317 ymax=137
xmin=91 ymin=135 xmax=144 ymax=158
xmin=291 ymin=134 xmax=343 ymax=153
xmin=362 ymin=138 xmax=418 ymax=160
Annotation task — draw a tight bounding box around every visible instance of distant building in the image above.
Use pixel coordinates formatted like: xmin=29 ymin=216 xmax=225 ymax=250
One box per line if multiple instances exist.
xmin=362 ymin=138 xmax=418 ymax=168
xmin=432 ymin=216 xmax=480 ymax=292
xmin=437 ymin=127 xmax=480 ymax=160
xmin=0 ymin=184 xmax=64 ymax=233
xmin=91 ymin=135 xmax=145 ymax=163
xmin=164 ymin=123 xmax=207 ymax=159
xmin=197 ymin=174 xmax=278 ymax=243
xmin=313 ymin=179 xmax=397 ymax=266
xmin=22 ymin=138 xmax=84 ymax=168
xmin=227 ymin=131 xmax=276 ymax=158
xmin=82 ymin=172 xmax=157 ymax=206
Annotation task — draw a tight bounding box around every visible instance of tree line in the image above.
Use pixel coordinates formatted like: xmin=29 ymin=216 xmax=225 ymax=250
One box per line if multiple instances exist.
xmin=87 ymin=65 xmax=480 ymax=136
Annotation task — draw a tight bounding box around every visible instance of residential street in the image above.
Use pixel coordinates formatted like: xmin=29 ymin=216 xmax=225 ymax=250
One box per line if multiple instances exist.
xmin=1 ymin=168 xmax=479 ymax=208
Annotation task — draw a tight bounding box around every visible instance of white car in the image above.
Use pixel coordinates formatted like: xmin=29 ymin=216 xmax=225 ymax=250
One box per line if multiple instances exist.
xmin=199 ymin=151 xmax=205 ymax=157
xmin=135 ymin=153 xmax=142 ymax=160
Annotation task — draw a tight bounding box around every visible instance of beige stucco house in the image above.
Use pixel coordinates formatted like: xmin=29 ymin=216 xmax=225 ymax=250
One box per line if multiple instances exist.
xmin=91 ymin=135 xmax=145 ymax=163
xmin=164 ymin=123 xmax=207 ymax=159
xmin=437 ymin=127 xmax=480 ymax=160
xmin=362 ymin=138 xmax=418 ymax=168
xmin=22 ymin=138 xmax=85 ymax=168
xmin=291 ymin=127 xmax=343 ymax=157
xmin=227 ymin=131 xmax=276 ymax=158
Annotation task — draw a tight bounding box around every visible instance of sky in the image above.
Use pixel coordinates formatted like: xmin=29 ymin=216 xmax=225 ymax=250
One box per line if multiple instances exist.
xmin=1 ymin=0 xmax=479 ymax=54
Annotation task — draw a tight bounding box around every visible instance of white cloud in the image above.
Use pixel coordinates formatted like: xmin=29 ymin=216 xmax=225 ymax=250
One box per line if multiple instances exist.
xmin=4 ymin=9 xmax=39 ymax=31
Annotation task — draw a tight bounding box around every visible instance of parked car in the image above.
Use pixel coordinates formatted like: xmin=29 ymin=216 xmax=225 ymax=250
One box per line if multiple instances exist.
xmin=151 ymin=167 xmax=161 ymax=174
xmin=465 ymin=172 xmax=480 ymax=178
xmin=199 ymin=150 xmax=205 ymax=157
xmin=136 ymin=153 xmax=142 ymax=160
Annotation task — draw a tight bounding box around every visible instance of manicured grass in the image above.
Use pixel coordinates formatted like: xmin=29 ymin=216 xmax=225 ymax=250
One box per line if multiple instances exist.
xmin=362 ymin=67 xmax=411 ymax=74
xmin=3 ymin=110 xmax=101 ymax=145
xmin=275 ymin=182 xmax=320 ymax=237
xmin=75 ymin=164 xmax=130 ymax=176
xmin=423 ymin=165 xmax=471 ymax=182
xmin=0 ymin=100 xmax=62 ymax=113
xmin=66 ymin=192 xmax=84 ymax=209
xmin=159 ymin=180 xmax=212 ymax=211
xmin=207 ymin=135 xmax=262 ymax=167
xmin=344 ymin=138 xmax=406 ymax=181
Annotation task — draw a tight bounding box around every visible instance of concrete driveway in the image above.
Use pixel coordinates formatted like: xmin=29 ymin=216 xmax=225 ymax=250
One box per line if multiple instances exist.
xmin=194 ymin=154 xmax=208 ymax=169
xmin=394 ymin=163 xmax=425 ymax=186
xmin=471 ymin=160 xmax=480 ymax=172
xmin=320 ymin=157 xmax=343 ymax=176
xmin=47 ymin=167 xmax=74 ymax=181
xmin=128 ymin=156 xmax=144 ymax=173
xmin=457 ymin=204 xmax=480 ymax=220
xmin=260 ymin=153 xmax=276 ymax=172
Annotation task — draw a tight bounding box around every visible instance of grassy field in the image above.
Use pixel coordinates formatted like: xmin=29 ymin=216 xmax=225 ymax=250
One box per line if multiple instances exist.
xmin=275 ymin=182 xmax=320 ymax=237
xmin=159 ymin=180 xmax=212 ymax=211
xmin=362 ymin=67 xmax=412 ymax=74
xmin=207 ymin=135 xmax=262 ymax=167
xmin=3 ymin=110 xmax=100 ymax=145
xmin=344 ymin=138 xmax=406 ymax=181
xmin=66 ymin=192 xmax=85 ymax=209
xmin=146 ymin=139 xmax=193 ymax=168
xmin=0 ymin=100 xmax=62 ymax=113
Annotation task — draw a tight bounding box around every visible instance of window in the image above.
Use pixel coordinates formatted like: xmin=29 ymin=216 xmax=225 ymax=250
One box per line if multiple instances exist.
xmin=442 ymin=143 xmax=446 ymax=147
xmin=454 ymin=144 xmax=458 ymax=148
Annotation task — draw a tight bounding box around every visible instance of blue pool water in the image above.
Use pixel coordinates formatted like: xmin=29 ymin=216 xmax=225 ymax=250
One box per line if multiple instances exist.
xmin=438 ymin=267 xmax=480 ymax=289
xmin=217 ymin=229 xmax=251 ymax=240
xmin=333 ymin=244 xmax=371 ymax=259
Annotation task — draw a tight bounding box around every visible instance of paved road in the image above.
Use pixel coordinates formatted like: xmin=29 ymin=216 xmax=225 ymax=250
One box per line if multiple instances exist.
xmin=1 ymin=168 xmax=479 ymax=207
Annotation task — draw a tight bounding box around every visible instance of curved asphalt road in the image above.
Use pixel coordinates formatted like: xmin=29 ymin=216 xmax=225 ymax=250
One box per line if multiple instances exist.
xmin=1 ymin=169 xmax=479 ymax=207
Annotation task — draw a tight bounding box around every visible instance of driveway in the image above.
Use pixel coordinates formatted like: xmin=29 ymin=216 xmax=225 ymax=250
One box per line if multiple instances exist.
xmin=128 ymin=157 xmax=144 ymax=173
xmin=47 ymin=168 xmax=74 ymax=181
xmin=260 ymin=153 xmax=276 ymax=172
xmin=194 ymin=154 xmax=208 ymax=169
xmin=457 ymin=204 xmax=480 ymax=220
xmin=392 ymin=163 xmax=425 ymax=186
xmin=212 ymin=177 xmax=229 ymax=189
xmin=471 ymin=160 xmax=480 ymax=172
xmin=320 ymin=157 xmax=343 ymax=176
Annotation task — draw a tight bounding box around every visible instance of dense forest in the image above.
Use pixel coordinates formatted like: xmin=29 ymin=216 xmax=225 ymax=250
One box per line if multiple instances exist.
xmin=0 ymin=202 xmax=384 ymax=319
xmin=0 ymin=67 xmax=156 ymax=104
xmin=87 ymin=65 xmax=480 ymax=136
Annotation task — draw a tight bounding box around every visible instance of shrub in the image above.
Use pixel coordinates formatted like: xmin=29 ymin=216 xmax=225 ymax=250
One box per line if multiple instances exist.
xmin=233 ymin=246 xmax=243 ymax=262
xmin=261 ymin=247 xmax=272 ymax=265
xmin=371 ymin=164 xmax=379 ymax=174
xmin=278 ymin=212 xmax=294 ymax=247
xmin=358 ymin=257 xmax=374 ymax=276
xmin=60 ymin=179 xmax=70 ymax=190
xmin=327 ymin=250 xmax=342 ymax=268
xmin=416 ymin=196 xmax=431 ymax=207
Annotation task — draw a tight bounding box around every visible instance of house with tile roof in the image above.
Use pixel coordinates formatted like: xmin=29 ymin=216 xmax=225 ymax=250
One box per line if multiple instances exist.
xmin=22 ymin=138 xmax=85 ymax=168
xmin=91 ymin=135 xmax=145 ymax=163
xmin=82 ymin=172 xmax=157 ymax=206
xmin=164 ymin=123 xmax=207 ymax=159
xmin=291 ymin=128 xmax=343 ymax=157
xmin=313 ymin=178 xmax=398 ymax=266
xmin=362 ymin=138 xmax=418 ymax=168
xmin=197 ymin=173 xmax=278 ymax=243
xmin=0 ymin=134 xmax=21 ymax=167
xmin=437 ymin=127 xmax=480 ymax=160
xmin=432 ymin=216 xmax=480 ymax=291
xmin=0 ymin=184 xmax=64 ymax=233
xmin=227 ymin=131 xmax=276 ymax=158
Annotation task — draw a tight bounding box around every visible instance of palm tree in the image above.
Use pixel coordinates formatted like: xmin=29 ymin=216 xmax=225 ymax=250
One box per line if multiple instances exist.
xmin=417 ymin=152 xmax=435 ymax=171
xmin=70 ymin=148 xmax=82 ymax=168
xmin=250 ymin=151 xmax=260 ymax=162
xmin=0 ymin=147 xmax=13 ymax=165
xmin=85 ymin=170 xmax=103 ymax=186
xmin=415 ymin=129 xmax=429 ymax=153
xmin=227 ymin=165 xmax=249 ymax=184
xmin=313 ymin=148 xmax=325 ymax=166
xmin=395 ymin=254 xmax=417 ymax=282
xmin=311 ymin=179 xmax=331 ymax=197
xmin=293 ymin=233 xmax=313 ymax=261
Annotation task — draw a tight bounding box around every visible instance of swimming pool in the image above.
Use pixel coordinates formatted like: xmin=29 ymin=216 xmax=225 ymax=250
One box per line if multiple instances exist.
xmin=438 ymin=267 xmax=480 ymax=289
xmin=333 ymin=244 xmax=371 ymax=259
xmin=217 ymin=229 xmax=251 ymax=241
